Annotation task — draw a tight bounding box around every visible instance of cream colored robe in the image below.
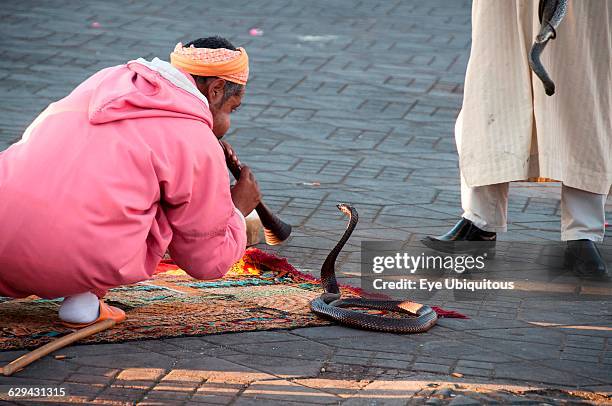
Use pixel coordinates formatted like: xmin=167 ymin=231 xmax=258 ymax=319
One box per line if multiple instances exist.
xmin=458 ymin=0 xmax=611 ymax=195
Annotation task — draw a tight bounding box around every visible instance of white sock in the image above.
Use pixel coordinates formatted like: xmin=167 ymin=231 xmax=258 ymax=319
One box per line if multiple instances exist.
xmin=58 ymin=292 xmax=100 ymax=323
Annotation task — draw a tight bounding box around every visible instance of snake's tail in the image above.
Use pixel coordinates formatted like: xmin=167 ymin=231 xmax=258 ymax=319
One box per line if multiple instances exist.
xmin=529 ymin=42 xmax=555 ymax=96
xmin=530 ymin=0 xmax=567 ymax=96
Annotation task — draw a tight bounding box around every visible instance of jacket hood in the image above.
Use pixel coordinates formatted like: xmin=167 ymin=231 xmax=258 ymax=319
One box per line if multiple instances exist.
xmin=88 ymin=58 xmax=213 ymax=128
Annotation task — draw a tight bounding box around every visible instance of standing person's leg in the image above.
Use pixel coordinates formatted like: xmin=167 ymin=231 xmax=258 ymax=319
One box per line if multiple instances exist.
xmin=561 ymin=184 xmax=606 ymax=241
xmin=456 ymin=111 xmax=509 ymax=233
xmin=461 ymin=176 xmax=509 ymax=233
xmin=561 ymin=184 xmax=608 ymax=277
xmin=424 ymin=111 xmax=509 ymax=247
xmin=424 ymin=179 xmax=507 ymax=247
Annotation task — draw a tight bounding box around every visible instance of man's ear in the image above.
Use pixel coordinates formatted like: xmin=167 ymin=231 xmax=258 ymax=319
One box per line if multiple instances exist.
xmin=205 ymin=78 xmax=226 ymax=107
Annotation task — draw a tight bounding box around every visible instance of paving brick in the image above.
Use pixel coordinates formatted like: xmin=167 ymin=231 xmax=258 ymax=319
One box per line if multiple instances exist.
xmin=456 ymin=360 xmax=494 ymax=370
xmin=172 ymin=356 xmax=273 ymax=384
xmin=161 ymin=369 xmax=207 ymax=384
xmin=116 ymin=368 xmax=165 ymax=381
xmin=96 ymin=386 xmax=147 ymax=402
xmin=452 ymin=366 xmax=492 ymax=378
xmin=412 ymin=363 xmax=451 ymax=374
xmin=145 ymin=388 xmax=193 ymax=401
xmin=111 ymin=379 xmax=156 ymax=390
xmin=241 ymin=379 xmax=338 ymax=404
xmin=65 ymin=373 xmax=114 ymax=386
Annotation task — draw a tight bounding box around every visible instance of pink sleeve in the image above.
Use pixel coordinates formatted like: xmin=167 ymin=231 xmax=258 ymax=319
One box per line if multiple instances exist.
xmin=160 ymin=127 xmax=247 ymax=280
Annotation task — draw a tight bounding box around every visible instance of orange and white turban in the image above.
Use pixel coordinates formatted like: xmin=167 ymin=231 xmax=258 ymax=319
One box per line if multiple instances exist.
xmin=170 ymin=42 xmax=249 ymax=85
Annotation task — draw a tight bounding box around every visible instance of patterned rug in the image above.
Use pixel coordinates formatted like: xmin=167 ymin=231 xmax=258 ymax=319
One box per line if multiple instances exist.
xmin=1 ymin=248 xmax=465 ymax=351
xmin=0 ymin=249 xmax=365 ymax=351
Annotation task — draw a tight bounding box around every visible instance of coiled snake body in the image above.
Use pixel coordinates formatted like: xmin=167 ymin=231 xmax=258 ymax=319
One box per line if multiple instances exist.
xmin=529 ymin=0 xmax=569 ymax=95
xmin=310 ymin=204 xmax=438 ymax=333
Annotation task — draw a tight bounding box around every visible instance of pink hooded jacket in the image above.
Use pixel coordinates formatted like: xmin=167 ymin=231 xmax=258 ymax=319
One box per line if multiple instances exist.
xmin=0 ymin=58 xmax=246 ymax=299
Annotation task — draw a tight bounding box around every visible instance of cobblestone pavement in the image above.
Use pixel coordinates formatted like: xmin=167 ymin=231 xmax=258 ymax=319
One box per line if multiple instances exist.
xmin=1 ymin=0 xmax=611 ymax=404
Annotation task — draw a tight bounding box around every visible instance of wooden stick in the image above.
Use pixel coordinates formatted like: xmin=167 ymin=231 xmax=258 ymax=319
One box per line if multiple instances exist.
xmin=2 ymin=319 xmax=116 ymax=376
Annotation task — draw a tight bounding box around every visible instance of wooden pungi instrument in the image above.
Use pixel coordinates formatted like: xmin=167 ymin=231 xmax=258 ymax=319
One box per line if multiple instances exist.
xmin=220 ymin=141 xmax=292 ymax=245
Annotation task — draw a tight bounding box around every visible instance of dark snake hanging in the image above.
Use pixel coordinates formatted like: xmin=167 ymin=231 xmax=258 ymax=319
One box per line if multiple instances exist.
xmin=529 ymin=0 xmax=569 ymax=95
xmin=310 ymin=204 xmax=438 ymax=333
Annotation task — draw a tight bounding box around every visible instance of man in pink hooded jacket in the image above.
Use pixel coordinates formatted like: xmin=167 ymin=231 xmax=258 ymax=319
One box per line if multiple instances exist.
xmin=0 ymin=36 xmax=261 ymax=327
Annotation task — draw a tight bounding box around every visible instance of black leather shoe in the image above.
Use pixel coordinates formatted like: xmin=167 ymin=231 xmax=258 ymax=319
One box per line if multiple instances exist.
xmin=422 ymin=218 xmax=496 ymax=255
xmin=564 ymin=240 xmax=609 ymax=279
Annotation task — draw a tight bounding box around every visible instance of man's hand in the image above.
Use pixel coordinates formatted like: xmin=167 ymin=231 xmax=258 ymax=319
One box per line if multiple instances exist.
xmin=231 ymin=165 xmax=262 ymax=216
xmin=220 ymin=140 xmax=262 ymax=216
xmin=220 ymin=140 xmax=241 ymax=170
